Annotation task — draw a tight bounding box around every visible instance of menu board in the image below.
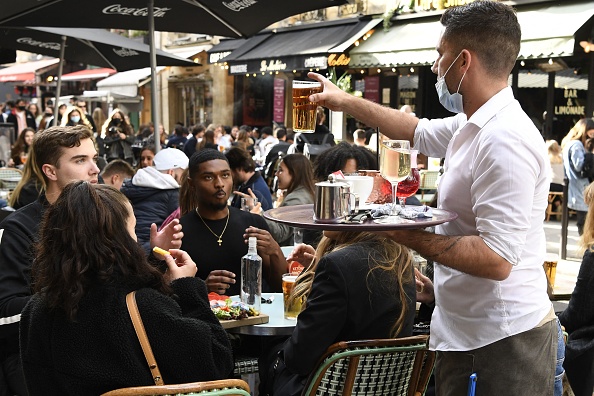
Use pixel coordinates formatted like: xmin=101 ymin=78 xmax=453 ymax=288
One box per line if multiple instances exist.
xmin=273 ymin=78 xmax=285 ymax=124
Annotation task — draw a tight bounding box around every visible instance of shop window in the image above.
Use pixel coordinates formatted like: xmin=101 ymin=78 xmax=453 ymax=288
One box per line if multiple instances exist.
xmin=176 ymin=82 xmax=213 ymax=127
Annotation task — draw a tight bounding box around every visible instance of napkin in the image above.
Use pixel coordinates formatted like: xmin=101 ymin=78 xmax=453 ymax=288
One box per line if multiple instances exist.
xmin=370 ymin=204 xmax=433 ymax=219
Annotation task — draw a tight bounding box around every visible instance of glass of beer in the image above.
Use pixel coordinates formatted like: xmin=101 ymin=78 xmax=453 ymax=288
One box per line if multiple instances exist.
xmin=282 ymin=273 xmax=302 ymax=319
xmin=292 ymin=81 xmax=322 ymax=133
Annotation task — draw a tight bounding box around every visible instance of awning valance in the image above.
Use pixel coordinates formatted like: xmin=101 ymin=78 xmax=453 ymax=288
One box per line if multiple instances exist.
xmin=60 ymin=68 xmax=116 ymax=81
xmin=349 ymin=2 xmax=594 ymax=68
xmin=0 ymin=58 xmax=58 ymax=82
xmin=96 ymin=67 xmax=164 ymax=97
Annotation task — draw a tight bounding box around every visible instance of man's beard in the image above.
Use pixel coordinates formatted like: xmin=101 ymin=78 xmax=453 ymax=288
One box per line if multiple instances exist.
xmin=203 ymin=200 xmax=228 ymax=212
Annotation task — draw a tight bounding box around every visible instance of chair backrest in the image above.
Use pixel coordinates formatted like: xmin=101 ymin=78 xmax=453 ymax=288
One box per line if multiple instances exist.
xmin=0 ymin=168 xmax=23 ymax=190
xmin=100 ymin=379 xmax=250 ymax=396
xmin=418 ymin=171 xmax=438 ymax=190
xmin=302 ymin=335 xmax=432 ymax=396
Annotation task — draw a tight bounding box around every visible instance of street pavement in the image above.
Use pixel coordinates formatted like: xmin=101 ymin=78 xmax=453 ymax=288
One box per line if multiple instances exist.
xmin=545 ymin=217 xmax=580 ymax=260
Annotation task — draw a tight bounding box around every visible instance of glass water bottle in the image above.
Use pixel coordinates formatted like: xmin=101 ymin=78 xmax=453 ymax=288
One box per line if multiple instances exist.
xmin=241 ymin=237 xmax=262 ymax=313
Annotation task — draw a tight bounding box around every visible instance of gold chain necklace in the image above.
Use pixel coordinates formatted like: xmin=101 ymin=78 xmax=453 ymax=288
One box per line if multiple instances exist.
xmin=195 ymin=207 xmax=230 ymax=247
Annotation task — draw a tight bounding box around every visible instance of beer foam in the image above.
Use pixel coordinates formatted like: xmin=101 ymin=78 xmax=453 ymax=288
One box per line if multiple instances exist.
xmin=292 ymin=81 xmax=321 ymax=89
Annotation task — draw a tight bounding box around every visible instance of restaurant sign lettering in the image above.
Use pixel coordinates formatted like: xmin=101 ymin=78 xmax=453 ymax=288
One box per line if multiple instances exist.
xmin=261 ymin=60 xmax=287 ymax=72
xmin=230 ymin=64 xmax=248 ymax=74
xmin=228 ymin=56 xmax=314 ymax=75
xmin=555 ymin=89 xmax=585 ymax=116
xmin=209 ymin=51 xmax=232 ymax=64
xmin=328 ymin=54 xmax=350 ymax=67
xmin=304 ymin=57 xmax=327 ymax=69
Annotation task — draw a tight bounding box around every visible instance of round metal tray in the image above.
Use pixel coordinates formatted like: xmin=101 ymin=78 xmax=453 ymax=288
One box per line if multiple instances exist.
xmin=263 ymin=204 xmax=458 ymax=231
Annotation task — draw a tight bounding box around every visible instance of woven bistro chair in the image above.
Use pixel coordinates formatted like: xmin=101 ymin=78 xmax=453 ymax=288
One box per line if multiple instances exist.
xmin=0 ymin=168 xmax=22 ymax=190
xmin=417 ymin=170 xmax=438 ymax=203
xmin=301 ymin=335 xmax=433 ymax=396
xmin=100 ymin=379 xmax=250 ymax=396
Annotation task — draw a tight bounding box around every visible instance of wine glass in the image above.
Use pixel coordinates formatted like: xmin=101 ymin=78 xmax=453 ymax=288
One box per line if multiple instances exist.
xmin=396 ymin=149 xmax=420 ymax=207
xmin=378 ymin=139 xmax=411 ymax=222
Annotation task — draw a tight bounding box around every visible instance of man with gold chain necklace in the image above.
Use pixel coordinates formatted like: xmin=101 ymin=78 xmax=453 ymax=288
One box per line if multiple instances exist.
xmin=180 ymin=149 xmax=286 ymax=295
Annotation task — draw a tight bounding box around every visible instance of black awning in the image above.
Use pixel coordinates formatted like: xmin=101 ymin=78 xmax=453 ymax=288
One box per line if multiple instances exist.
xmin=223 ymin=17 xmax=380 ymax=74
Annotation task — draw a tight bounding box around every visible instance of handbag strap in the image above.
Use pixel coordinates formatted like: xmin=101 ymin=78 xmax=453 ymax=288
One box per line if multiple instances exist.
xmin=126 ymin=291 xmax=164 ymax=386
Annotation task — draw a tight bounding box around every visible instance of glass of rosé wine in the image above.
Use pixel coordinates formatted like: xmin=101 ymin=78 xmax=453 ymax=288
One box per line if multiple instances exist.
xmin=396 ymin=149 xmax=420 ymax=207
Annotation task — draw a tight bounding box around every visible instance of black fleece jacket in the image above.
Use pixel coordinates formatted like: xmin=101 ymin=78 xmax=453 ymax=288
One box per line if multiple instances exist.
xmin=20 ymin=277 xmax=233 ymax=395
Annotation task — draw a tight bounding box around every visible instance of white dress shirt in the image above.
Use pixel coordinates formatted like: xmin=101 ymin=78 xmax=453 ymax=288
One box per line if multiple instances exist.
xmin=414 ymin=87 xmax=552 ymax=351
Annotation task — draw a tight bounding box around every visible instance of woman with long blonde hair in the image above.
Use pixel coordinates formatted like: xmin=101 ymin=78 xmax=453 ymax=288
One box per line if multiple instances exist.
xmin=261 ymin=230 xmax=416 ymax=395
xmin=8 ymin=141 xmax=45 ymax=209
xmin=561 ymin=118 xmax=594 ymax=235
xmin=558 ymin=181 xmax=594 ymax=396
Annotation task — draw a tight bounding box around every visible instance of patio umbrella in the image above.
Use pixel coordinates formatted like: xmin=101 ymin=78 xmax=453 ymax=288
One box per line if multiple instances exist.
xmin=0 ymin=0 xmax=347 ymax=37
xmin=0 ymin=0 xmax=347 ymax=142
xmin=0 ymin=26 xmax=194 ymax=126
xmin=0 ymin=27 xmax=193 ymax=71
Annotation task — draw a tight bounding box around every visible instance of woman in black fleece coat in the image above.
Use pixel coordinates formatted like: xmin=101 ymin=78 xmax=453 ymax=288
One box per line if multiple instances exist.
xmin=558 ymin=182 xmax=594 ymax=396
xmin=19 ymin=181 xmax=233 ymax=395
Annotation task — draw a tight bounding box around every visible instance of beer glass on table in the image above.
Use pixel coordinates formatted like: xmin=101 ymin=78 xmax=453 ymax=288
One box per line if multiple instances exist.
xmin=282 ymin=273 xmax=301 ymax=319
xmin=378 ymin=139 xmax=411 ymax=223
xmin=292 ymin=81 xmax=322 ymax=133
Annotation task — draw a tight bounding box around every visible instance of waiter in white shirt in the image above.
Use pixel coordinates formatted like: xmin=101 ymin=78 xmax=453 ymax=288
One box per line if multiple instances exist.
xmin=307 ymin=1 xmax=556 ymax=395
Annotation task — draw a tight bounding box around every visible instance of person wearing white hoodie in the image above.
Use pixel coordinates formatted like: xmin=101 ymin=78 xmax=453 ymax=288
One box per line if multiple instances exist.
xmin=122 ymin=148 xmax=189 ymax=252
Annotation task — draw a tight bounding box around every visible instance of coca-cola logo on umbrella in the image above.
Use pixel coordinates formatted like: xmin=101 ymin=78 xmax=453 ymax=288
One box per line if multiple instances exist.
xmin=113 ymin=47 xmax=140 ymax=57
xmin=222 ymin=0 xmax=258 ymax=12
xmin=102 ymin=4 xmax=171 ymax=17
xmin=16 ymin=37 xmax=62 ymax=51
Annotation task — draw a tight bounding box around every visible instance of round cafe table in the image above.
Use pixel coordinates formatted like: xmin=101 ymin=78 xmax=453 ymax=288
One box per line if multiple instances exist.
xmin=226 ymin=293 xmax=296 ymax=336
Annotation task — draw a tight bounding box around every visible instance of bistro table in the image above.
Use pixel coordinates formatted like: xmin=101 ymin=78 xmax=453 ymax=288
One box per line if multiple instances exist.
xmin=226 ymin=293 xmax=295 ymax=336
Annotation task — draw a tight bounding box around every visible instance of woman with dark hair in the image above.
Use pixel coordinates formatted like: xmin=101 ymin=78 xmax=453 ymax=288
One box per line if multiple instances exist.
xmin=20 ymin=181 xmax=233 ymax=394
xmin=197 ymin=129 xmax=218 ymax=151
xmin=233 ymin=129 xmax=255 ymax=156
xmin=101 ymin=108 xmax=136 ymax=165
xmin=263 ymin=154 xmax=315 ymax=246
xmin=312 ymin=141 xmax=377 ymax=181
xmin=139 ymin=144 xmax=156 ymax=169
xmin=261 ymin=230 xmax=416 ymax=395
xmin=9 ymin=127 xmax=34 ymax=167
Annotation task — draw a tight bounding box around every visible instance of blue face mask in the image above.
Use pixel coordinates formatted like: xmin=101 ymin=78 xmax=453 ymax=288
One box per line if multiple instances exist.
xmin=435 ymin=51 xmax=467 ymax=113
xmin=71 ymin=116 xmax=81 ymax=123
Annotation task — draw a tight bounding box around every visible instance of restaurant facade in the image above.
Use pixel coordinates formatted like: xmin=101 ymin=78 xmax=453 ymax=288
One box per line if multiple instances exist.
xmin=207 ymin=0 xmax=594 ymax=144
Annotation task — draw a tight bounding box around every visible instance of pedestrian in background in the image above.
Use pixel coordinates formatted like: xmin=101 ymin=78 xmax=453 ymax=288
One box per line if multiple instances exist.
xmin=561 ymin=118 xmax=594 ymax=235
